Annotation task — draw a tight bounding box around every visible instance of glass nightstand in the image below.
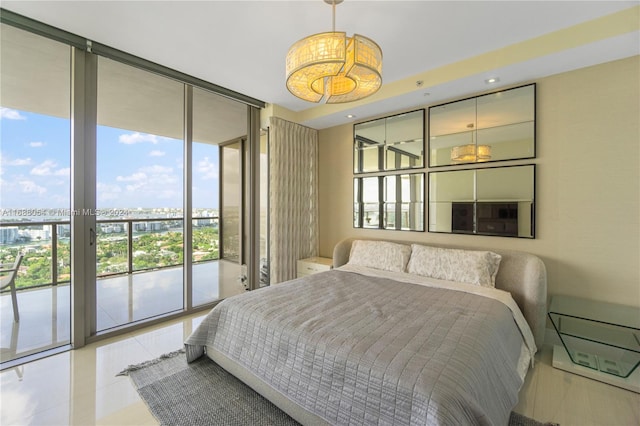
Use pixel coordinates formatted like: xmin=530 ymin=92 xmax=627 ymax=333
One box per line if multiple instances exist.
xmin=548 ymin=295 xmax=640 ymax=393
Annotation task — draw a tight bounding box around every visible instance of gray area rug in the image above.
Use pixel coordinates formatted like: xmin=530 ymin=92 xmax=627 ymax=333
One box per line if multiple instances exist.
xmin=119 ymin=350 xmax=559 ymax=426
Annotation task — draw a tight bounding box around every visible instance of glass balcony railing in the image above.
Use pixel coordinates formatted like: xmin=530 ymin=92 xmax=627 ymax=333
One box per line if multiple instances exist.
xmin=0 ymin=216 xmax=219 ymax=291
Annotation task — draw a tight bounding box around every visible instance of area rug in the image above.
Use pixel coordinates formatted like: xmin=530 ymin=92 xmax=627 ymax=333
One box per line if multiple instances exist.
xmin=119 ymin=350 xmax=559 ymax=426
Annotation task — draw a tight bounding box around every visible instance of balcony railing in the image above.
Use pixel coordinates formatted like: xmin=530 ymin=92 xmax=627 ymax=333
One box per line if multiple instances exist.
xmin=0 ymin=216 xmax=219 ymax=292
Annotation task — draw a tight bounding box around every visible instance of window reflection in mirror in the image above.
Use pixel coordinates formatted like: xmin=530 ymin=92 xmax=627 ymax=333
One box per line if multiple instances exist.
xmin=354 ymin=173 xmax=424 ymax=231
xmin=428 ymin=165 xmax=534 ymax=238
xmin=354 ymin=109 xmax=424 ymax=173
xmin=429 ymin=84 xmax=535 ymax=167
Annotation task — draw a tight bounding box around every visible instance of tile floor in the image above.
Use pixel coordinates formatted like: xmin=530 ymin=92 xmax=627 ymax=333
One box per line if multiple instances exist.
xmin=0 ymin=260 xmax=244 ymax=364
xmin=1 ymin=314 xmax=639 ymax=425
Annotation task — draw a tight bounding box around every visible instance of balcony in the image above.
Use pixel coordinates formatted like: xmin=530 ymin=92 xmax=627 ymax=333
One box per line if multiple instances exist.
xmin=0 ymin=216 xmax=244 ymax=365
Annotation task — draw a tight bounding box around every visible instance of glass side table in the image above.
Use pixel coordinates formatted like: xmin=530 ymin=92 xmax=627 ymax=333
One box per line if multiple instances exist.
xmin=548 ymin=295 xmax=640 ymax=393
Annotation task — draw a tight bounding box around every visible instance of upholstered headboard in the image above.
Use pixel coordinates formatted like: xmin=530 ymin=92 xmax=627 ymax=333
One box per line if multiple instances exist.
xmin=333 ymin=238 xmax=548 ymax=349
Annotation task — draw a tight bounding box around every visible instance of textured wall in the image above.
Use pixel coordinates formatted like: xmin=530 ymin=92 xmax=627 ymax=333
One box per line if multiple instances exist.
xmin=318 ymin=56 xmax=640 ymax=308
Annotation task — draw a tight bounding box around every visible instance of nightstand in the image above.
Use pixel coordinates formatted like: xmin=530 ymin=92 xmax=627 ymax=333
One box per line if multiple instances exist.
xmin=548 ymin=295 xmax=640 ymax=393
xmin=297 ymin=256 xmax=333 ymax=278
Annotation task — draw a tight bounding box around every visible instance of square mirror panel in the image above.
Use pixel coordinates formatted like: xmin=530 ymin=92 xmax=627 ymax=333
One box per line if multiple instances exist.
xmin=429 ymin=84 xmax=535 ymax=167
xmin=428 ymin=165 xmax=535 ymax=238
xmin=354 ymin=173 xmax=424 ymax=231
xmin=354 ymin=109 xmax=425 ymax=173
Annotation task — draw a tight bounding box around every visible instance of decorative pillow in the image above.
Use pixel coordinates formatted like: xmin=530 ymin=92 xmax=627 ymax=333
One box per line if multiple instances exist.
xmin=406 ymin=244 xmax=502 ymax=287
xmin=347 ymin=240 xmax=412 ymax=273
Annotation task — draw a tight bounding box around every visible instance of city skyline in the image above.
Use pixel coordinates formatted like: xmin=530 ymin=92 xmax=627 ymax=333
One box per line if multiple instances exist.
xmin=1 ymin=107 xmax=220 ymax=210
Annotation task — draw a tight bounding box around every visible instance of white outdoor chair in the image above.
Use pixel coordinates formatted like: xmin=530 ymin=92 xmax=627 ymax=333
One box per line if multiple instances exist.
xmin=1 ymin=254 xmax=23 ymax=322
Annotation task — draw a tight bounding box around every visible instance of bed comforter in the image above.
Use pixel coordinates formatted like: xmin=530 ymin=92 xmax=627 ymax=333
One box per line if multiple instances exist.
xmin=185 ymin=266 xmax=536 ymax=425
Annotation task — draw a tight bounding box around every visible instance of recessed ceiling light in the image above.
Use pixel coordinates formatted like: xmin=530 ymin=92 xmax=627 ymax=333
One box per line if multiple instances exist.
xmin=485 ymin=77 xmax=500 ymax=84
xmin=346 ymin=114 xmax=356 ymax=119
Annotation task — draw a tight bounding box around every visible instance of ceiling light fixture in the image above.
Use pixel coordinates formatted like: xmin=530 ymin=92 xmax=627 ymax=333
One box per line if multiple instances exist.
xmin=451 ymin=123 xmax=492 ymax=163
xmin=285 ymin=0 xmax=383 ymax=104
xmin=485 ymin=77 xmax=500 ymax=84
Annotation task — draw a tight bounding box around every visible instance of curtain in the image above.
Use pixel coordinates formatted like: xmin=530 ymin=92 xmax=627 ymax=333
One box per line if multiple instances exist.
xmin=269 ymin=116 xmax=319 ymax=284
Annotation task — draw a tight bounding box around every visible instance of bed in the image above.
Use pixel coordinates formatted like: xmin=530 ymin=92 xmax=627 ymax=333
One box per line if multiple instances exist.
xmin=185 ymin=238 xmax=547 ymax=425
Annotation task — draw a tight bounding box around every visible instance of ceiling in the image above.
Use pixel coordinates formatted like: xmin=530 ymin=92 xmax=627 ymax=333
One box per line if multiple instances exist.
xmin=2 ymin=1 xmax=639 ymax=130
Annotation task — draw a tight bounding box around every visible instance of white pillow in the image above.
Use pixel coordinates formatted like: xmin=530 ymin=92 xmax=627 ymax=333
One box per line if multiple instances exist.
xmin=406 ymin=244 xmax=502 ymax=287
xmin=347 ymin=240 xmax=411 ymax=273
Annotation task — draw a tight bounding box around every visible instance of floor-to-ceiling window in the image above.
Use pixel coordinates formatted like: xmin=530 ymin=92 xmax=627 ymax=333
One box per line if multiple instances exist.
xmin=95 ymin=57 xmax=186 ymax=331
xmin=0 ymin=24 xmax=72 ymax=363
xmin=1 ymin=10 xmax=264 ymax=366
xmin=191 ymin=87 xmax=248 ymax=305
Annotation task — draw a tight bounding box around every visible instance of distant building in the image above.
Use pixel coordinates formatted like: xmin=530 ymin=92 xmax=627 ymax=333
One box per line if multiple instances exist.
xmin=20 ymin=228 xmax=50 ymax=241
xmin=0 ymin=227 xmax=18 ymax=244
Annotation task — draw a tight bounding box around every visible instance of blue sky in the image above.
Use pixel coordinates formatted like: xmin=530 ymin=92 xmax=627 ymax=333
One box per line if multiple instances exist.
xmin=1 ymin=107 xmax=219 ymax=210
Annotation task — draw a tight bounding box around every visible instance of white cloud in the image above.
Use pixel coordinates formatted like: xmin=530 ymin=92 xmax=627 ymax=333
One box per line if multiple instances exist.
xmin=30 ymin=160 xmax=58 ymax=176
xmin=18 ymin=180 xmax=46 ymax=195
xmin=97 ymin=182 xmax=123 ymax=202
xmin=196 ymin=157 xmax=218 ymax=180
xmin=119 ymin=132 xmax=159 ymax=144
xmin=29 ymin=142 xmax=45 ymax=148
xmin=125 ymin=182 xmax=146 ymax=192
xmin=154 ymin=174 xmax=178 ymax=185
xmin=0 ymin=108 xmax=26 ymax=120
xmin=140 ymin=165 xmax=173 ymax=174
xmin=54 ymin=168 xmax=70 ymax=177
xmin=149 ymin=150 xmax=165 ymax=157
xmin=116 ymin=172 xmax=147 ymax=182
xmin=2 ymin=157 xmax=32 ymax=166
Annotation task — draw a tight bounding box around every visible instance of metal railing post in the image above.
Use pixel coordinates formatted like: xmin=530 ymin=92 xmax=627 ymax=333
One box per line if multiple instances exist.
xmin=51 ymin=223 xmax=58 ymax=286
xmin=127 ymin=220 xmax=133 ymax=274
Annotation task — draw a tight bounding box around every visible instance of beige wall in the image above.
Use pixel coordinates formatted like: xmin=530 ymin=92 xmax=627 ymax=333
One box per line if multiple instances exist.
xmin=318 ymin=56 xmax=640 ymax=308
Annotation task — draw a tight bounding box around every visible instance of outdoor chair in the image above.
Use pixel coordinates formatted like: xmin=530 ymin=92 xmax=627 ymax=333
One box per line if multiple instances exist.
xmin=0 ymin=254 xmax=23 ymax=322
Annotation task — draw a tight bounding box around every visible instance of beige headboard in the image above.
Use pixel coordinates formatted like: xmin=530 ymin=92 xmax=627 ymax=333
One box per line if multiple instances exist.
xmin=333 ymin=238 xmax=548 ymax=349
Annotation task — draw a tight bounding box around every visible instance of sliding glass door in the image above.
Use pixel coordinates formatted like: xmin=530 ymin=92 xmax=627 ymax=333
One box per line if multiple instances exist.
xmin=1 ymin=11 xmax=262 ymax=364
xmin=0 ymin=24 xmax=72 ymax=363
xmin=95 ymin=57 xmax=186 ymax=331
xmin=192 ymin=87 xmax=248 ymax=305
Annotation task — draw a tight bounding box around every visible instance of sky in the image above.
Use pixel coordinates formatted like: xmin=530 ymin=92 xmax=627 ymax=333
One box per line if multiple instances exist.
xmin=0 ymin=107 xmax=219 ymax=211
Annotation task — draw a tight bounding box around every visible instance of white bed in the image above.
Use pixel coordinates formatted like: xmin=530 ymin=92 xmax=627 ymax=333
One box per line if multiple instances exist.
xmin=185 ymin=238 xmax=547 ymax=425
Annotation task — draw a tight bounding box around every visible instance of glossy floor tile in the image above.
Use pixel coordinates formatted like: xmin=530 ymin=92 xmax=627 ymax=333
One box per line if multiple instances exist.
xmin=0 ymin=260 xmax=244 ymax=364
xmin=1 ymin=316 xmax=639 ymax=425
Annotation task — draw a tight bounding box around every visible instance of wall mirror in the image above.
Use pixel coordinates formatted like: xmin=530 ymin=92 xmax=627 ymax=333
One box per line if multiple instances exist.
xmin=354 ymin=109 xmax=424 ymax=173
xmin=429 ymin=84 xmax=535 ymax=167
xmin=354 ymin=173 xmax=424 ymax=231
xmin=428 ymin=165 xmax=535 ymax=238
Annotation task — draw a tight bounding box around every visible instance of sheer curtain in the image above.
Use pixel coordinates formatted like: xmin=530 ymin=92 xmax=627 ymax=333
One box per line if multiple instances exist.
xmin=269 ymin=116 xmax=319 ymax=284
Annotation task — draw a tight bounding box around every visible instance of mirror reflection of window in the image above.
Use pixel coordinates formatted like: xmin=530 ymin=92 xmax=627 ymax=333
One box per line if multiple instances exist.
xmin=428 ymin=165 xmax=534 ymax=238
xmin=362 ymin=177 xmax=380 ymax=228
xmin=354 ymin=109 xmax=424 ymax=173
xmin=354 ymin=173 xmax=424 ymax=232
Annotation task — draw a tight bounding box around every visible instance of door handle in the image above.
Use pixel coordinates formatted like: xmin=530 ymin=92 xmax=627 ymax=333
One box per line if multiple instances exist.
xmin=90 ymin=228 xmax=96 ymax=246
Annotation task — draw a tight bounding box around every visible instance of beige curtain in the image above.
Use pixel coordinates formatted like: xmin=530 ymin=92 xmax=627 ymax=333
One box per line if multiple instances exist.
xmin=269 ymin=116 xmax=319 ymax=284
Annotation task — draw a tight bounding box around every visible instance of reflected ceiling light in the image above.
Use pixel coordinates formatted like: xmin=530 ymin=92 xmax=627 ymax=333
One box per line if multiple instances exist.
xmin=451 ymin=144 xmax=492 ymax=162
xmin=285 ymin=0 xmax=383 ymax=104
xmin=451 ymin=123 xmax=492 ymax=163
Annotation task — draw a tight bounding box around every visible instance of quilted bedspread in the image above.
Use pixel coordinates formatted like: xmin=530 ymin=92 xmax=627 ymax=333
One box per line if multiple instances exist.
xmin=185 ymin=267 xmax=535 ymax=425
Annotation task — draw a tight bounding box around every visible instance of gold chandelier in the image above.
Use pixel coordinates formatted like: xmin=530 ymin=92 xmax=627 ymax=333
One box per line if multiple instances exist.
xmin=451 ymin=123 xmax=491 ymax=163
xmin=285 ymin=0 xmax=383 ymax=104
